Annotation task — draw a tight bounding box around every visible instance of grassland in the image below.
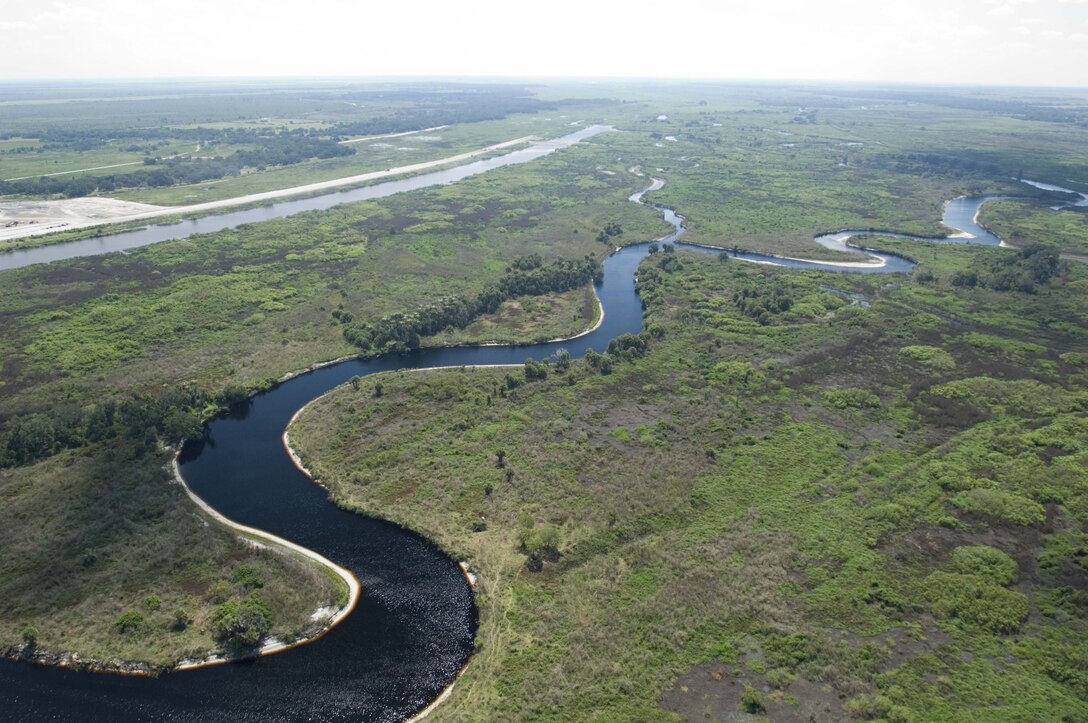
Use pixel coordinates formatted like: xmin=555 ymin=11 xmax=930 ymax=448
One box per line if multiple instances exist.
xmin=0 ymin=444 xmax=345 ymax=669
xmin=0 ymin=139 xmax=668 ymax=417
xmin=0 ymin=126 xmax=669 ymax=667
xmin=979 ymin=200 xmax=1088 ymax=259
xmin=2 ymin=80 xmax=1088 ymax=703
xmin=290 ymin=245 xmax=1088 ymax=721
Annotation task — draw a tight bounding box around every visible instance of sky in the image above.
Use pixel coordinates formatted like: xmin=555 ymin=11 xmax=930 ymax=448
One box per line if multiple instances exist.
xmin=0 ymin=0 xmax=1086 ymax=86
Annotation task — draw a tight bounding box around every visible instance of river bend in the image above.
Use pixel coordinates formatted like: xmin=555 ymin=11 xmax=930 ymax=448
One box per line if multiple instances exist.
xmin=0 ymin=159 xmax=1060 ymax=721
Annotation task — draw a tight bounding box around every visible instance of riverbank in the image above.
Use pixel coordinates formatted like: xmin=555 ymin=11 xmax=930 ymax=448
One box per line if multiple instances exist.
xmin=168 ymin=458 xmax=360 ymax=672
xmin=284 ymin=241 xmax=1088 ymax=721
xmin=0 ymin=135 xmax=537 ymax=246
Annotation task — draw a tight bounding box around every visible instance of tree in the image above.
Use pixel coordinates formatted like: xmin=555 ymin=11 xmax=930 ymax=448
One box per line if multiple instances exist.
xmin=211 ymin=597 xmax=273 ymax=653
xmin=162 ymin=409 xmax=202 ymax=445
xmin=519 ymin=526 xmax=561 ymax=571
xmin=524 ymin=358 xmax=548 ymax=381
xmin=3 ymin=414 xmax=55 ymax=465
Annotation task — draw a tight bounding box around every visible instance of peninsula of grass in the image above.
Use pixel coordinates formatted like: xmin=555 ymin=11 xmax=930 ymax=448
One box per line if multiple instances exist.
xmin=0 ymin=444 xmax=346 ymax=671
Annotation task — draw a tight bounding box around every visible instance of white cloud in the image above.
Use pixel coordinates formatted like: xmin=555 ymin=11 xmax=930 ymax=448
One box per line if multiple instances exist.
xmin=0 ymin=0 xmax=1085 ymax=86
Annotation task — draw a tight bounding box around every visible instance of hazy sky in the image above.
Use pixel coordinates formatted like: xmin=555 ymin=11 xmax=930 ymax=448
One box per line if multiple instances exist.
xmin=1 ymin=0 xmax=1086 ymax=86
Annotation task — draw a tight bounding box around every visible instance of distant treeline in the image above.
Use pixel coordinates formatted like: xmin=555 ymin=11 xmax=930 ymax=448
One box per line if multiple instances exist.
xmin=0 ymin=134 xmax=353 ymax=198
xmin=341 ymin=254 xmax=601 ymax=355
xmin=332 ymin=96 xmax=553 ymax=138
xmin=0 ymin=87 xmax=559 ymax=198
xmin=837 ymin=90 xmax=1088 ymax=128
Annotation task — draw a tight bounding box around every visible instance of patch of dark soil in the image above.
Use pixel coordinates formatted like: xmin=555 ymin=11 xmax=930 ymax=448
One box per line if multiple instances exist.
xmin=661 ymin=658 xmax=849 ymax=722
xmin=884 ymin=522 xmax=1045 ymax=586
xmin=834 ymin=625 xmax=952 ymax=673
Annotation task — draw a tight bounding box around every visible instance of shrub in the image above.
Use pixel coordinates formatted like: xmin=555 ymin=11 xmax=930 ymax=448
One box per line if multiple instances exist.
xmin=708 ymin=361 xmax=765 ymax=387
xmin=951 ymin=488 xmax=1046 ymax=525
xmin=899 ymin=345 xmax=956 ymax=371
xmin=948 ymin=545 xmax=1017 ymax=585
xmin=740 ymin=685 xmax=766 ymax=714
xmin=114 ymin=610 xmax=147 ymax=634
xmin=231 ymin=564 xmax=264 ymax=590
xmin=824 ymin=388 xmax=881 ymax=410
xmin=924 ymin=572 xmax=1028 ymax=633
xmin=172 ymin=608 xmax=191 ymax=631
xmin=19 ymin=624 xmax=39 ymax=646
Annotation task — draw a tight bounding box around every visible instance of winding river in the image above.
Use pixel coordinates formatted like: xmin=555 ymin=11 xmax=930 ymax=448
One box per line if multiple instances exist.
xmin=0 ymin=134 xmax=1061 ymax=721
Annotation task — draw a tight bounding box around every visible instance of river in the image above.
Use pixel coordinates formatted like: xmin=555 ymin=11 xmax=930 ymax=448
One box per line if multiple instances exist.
xmin=0 ymin=126 xmax=612 ymax=273
xmin=0 ymin=151 xmax=1053 ymax=721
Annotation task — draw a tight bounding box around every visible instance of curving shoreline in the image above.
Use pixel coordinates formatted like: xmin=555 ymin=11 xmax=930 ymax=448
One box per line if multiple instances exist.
xmin=5 ymin=140 xmax=1079 ymax=718
xmin=168 ymin=457 xmax=361 ymax=672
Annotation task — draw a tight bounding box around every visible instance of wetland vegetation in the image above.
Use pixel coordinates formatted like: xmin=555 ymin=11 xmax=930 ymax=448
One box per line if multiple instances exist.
xmin=1 ymin=79 xmax=1087 ymax=719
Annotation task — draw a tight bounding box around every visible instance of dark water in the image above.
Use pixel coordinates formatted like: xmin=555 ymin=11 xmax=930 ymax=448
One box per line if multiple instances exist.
xmin=0 ymin=169 xmax=1027 ymax=721
xmin=0 ymin=126 xmax=611 ymax=272
xmin=0 ymin=241 xmax=654 ymax=723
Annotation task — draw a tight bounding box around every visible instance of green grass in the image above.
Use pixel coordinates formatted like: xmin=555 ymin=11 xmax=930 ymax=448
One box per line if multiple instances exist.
xmin=290 ymin=249 xmax=1088 ymax=721
xmin=3 ymin=82 xmax=1088 ymax=703
xmin=979 ymin=200 xmax=1088 ymax=257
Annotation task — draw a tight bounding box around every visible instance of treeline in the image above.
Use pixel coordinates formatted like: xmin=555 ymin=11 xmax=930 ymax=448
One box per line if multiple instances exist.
xmin=0 ymin=384 xmax=247 ymax=468
xmin=837 ymin=90 xmax=1088 ymax=128
xmin=875 ymin=152 xmax=1004 ymax=178
xmin=1 ymin=124 xmax=341 ymax=151
xmin=0 ymin=135 xmax=353 ymax=198
xmin=341 ymin=255 xmax=601 ymax=355
xmin=947 ymin=243 xmax=1062 ymax=294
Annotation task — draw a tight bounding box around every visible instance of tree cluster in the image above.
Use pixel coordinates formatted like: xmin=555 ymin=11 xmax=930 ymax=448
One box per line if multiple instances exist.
xmin=732 ymin=284 xmax=794 ymax=324
xmin=342 ymin=255 xmax=601 ymax=355
xmin=211 ymin=595 xmax=274 ymax=653
xmin=0 ymin=384 xmax=235 ymax=468
xmin=951 ymin=243 xmax=1061 ymax=294
xmin=596 ymin=222 xmax=623 ymax=244
xmin=0 ymin=133 xmax=352 ymax=198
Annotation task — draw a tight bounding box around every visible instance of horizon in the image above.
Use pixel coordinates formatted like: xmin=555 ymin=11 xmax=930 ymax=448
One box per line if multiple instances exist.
xmin=2 ymin=0 xmax=1086 ymax=87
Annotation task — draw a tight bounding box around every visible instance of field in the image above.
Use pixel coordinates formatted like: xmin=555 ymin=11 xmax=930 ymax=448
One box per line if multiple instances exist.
xmin=1 ymin=80 xmax=1087 ymax=716
xmin=0 ymin=81 xmax=585 ymax=207
xmin=290 ymin=246 xmax=1088 ymax=721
